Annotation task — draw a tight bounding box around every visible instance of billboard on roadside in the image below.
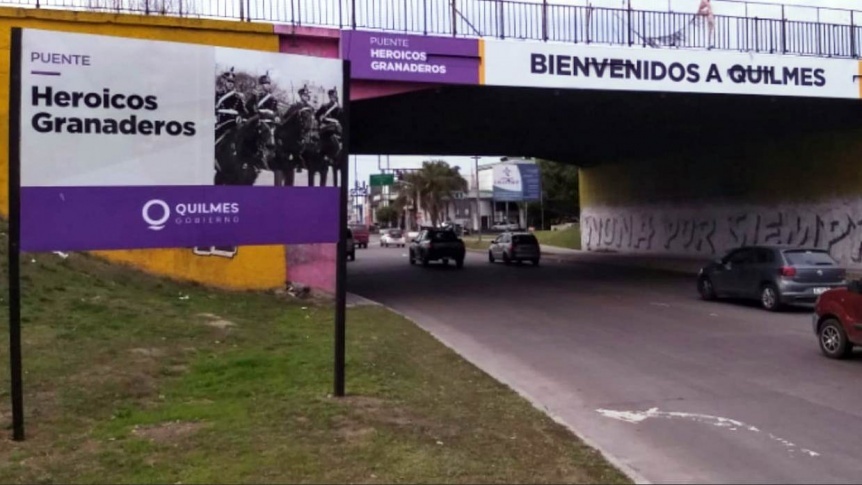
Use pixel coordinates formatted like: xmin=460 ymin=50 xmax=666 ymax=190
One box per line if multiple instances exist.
xmin=16 ymin=29 xmax=345 ymax=252
xmin=492 ymin=162 xmax=541 ymax=202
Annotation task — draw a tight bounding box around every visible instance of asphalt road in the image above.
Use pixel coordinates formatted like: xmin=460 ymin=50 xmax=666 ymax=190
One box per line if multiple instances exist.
xmin=347 ymin=240 xmax=862 ymax=484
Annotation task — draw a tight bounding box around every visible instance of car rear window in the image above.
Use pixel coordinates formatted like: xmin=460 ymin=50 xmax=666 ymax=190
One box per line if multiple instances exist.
xmin=431 ymin=231 xmax=458 ymax=242
xmin=783 ymin=250 xmax=836 ymax=266
xmin=513 ymin=235 xmax=538 ymax=245
xmin=389 ymin=230 xmax=403 ymax=237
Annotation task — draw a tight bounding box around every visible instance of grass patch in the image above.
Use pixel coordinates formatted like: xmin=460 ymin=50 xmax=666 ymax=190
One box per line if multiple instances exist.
xmin=0 ymin=227 xmax=627 ymax=484
xmin=533 ymin=227 xmax=582 ymax=250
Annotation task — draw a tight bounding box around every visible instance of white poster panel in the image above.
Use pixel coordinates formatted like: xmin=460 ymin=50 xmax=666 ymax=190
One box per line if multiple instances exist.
xmin=481 ymin=38 xmax=861 ymax=99
xmin=21 ymin=29 xmax=344 ymax=188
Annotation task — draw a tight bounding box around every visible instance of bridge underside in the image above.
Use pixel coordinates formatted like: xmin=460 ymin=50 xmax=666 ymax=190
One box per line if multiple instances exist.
xmin=350 ymin=85 xmax=862 ymax=165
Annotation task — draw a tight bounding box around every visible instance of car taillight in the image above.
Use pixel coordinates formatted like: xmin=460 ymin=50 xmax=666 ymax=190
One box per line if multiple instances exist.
xmin=780 ymin=266 xmax=797 ymax=277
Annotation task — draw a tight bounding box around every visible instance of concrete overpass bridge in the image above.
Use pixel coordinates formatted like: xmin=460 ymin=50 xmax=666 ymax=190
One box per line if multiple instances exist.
xmin=6 ymin=0 xmax=862 ymax=270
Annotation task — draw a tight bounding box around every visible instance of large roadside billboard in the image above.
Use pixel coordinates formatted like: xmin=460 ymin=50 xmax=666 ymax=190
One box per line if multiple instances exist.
xmin=19 ymin=29 xmax=344 ymax=251
xmin=493 ymin=162 xmax=542 ymax=202
xmin=7 ymin=28 xmax=350 ymax=441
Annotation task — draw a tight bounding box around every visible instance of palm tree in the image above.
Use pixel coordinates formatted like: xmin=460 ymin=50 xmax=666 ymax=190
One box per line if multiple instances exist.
xmin=407 ymin=160 xmax=467 ymax=227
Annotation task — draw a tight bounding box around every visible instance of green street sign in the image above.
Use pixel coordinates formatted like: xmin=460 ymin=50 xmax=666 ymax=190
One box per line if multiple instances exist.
xmin=370 ymin=173 xmax=395 ymax=187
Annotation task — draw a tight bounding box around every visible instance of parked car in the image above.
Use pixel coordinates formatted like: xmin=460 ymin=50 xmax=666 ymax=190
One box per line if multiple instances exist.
xmin=697 ymin=246 xmax=847 ymax=311
xmin=812 ymin=280 xmax=861 ymax=359
xmin=345 ymin=228 xmax=356 ymax=261
xmin=380 ymin=229 xmax=407 ymax=247
xmin=349 ymin=224 xmax=370 ymax=248
xmin=409 ymin=227 xmax=466 ymax=268
xmin=488 ymin=231 xmax=541 ymax=265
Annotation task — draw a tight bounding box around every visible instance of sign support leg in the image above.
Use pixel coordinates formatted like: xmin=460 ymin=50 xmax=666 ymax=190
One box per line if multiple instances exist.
xmin=8 ymin=27 xmax=25 ymax=442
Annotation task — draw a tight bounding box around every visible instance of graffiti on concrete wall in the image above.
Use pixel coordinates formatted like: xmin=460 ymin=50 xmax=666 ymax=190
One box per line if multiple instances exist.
xmin=582 ymin=201 xmax=862 ymax=267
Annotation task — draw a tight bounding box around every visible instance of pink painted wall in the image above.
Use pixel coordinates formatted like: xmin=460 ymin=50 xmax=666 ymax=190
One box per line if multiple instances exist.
xmin=275 ymin=24 xmax=433 ymax=100
xmin=275 ymin=25 xmax=435 ymax=294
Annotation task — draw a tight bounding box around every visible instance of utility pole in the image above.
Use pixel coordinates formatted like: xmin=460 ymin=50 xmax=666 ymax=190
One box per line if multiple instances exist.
xmin=472 ymin=155 xmax=482 ymax=241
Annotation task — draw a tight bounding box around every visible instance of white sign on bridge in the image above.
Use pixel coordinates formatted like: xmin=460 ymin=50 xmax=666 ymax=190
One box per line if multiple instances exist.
xmin=480 ymin=38 xmax=862 ymax=99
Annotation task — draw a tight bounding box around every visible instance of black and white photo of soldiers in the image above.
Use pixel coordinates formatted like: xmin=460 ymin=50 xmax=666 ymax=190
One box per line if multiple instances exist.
xmin=197 ymin=59 xmax=346 ymax=259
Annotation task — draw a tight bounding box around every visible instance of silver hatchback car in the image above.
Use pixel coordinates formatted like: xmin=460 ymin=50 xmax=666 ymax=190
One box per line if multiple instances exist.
xmin=488 ymin=231 xmax=541 ymax=265
xmin=697 ymin=245 xmax=846 ymax=311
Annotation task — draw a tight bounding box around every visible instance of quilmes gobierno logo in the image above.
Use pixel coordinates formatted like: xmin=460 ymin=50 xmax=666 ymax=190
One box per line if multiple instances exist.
xmin=142 ymin=199 xmax=240 ymax=231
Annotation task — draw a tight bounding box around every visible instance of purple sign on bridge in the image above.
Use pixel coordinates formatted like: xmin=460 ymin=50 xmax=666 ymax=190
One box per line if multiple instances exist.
xmin=341 ymin=31 xmax=480 ymax=84
xmin=21 ymin=186 xmax=340 ymax=252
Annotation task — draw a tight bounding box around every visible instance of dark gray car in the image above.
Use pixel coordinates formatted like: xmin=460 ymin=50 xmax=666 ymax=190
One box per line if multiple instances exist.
xmin=697 ymin=246 xmax=846 ymax=311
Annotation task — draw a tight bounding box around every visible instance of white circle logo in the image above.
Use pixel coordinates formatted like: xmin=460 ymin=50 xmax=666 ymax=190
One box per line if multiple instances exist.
xmin=142 ymin=199 xmax=170 ymax=231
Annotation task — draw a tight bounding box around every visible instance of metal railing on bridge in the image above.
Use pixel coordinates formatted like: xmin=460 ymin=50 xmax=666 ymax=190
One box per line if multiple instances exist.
xmin=4 ymin=0 xmax=862 ymax=59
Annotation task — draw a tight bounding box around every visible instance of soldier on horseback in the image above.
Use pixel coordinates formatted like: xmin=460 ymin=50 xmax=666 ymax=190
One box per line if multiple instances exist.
xmin=215 ymin=67 xmax=248 ymax=147
xmin=316 ymin=88 xmax=342 ymax=128
xmin=247 ymin=72 xmax=280 ymax=126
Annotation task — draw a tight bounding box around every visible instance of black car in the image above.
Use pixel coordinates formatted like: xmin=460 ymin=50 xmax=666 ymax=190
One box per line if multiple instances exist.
xmin=697 ymin=245 xmax=846 ymax=311
xmin=409 ymin=227 xmax=466 ymax=268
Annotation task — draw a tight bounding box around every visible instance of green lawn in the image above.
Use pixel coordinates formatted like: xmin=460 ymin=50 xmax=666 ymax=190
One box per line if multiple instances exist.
xmin=464 ymin=227 xmax=582 ymax=252
xmin=0 ymin=227 xmax=627 ymax=484
xmin=533 ymin=227 xmax=582 ymax=250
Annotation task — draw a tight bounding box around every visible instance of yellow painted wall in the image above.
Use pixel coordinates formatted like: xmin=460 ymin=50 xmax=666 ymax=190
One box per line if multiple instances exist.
xmin=580 ymin=127 xmax=862 ymax=209
xmin=0 ymin=7 xmax=286 ymax=290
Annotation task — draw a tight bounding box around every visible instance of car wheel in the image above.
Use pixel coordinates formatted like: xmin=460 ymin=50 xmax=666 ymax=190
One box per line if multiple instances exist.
xmin=488 ymin=251 xmax=495 ymax=263
xmin=698 ymin=276 xmax=717 ymax=301
xmin=422 ymin=256 xmax=430 ymax=267
xmin=531 ymin=258 xmax=539 ymax=266
xmin=409 ymin=250 xmax=415 ymax=265
xmin=760 ymin=284 xmax=782 ymax=312
xmin=818 ymin=318 xmax=854 ymax=359
xmin=503 ymin=253 xmax=511 ymax=265
xmin=456 ymin=258 xmax=464 ymax=269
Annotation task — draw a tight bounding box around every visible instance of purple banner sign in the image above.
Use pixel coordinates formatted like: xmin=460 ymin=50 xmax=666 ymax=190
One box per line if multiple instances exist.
xmin=21 ymin=186 xmax=340 ymax=252
xmin=341 ymin=31 xmax=480 ymax=84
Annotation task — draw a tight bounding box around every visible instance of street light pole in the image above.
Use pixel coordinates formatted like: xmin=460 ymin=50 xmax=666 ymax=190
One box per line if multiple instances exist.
xmin=472 ymin=155 xmax=482 ymax=242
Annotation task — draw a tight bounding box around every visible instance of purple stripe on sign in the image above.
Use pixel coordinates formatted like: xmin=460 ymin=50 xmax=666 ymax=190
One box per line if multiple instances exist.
xmin=340 ymin=31 xmax=480 ymax=85
xmin=21 ymin=186 xmax=340 ymax=252
xmin=31 ymin=71 xmax=61 ymax=76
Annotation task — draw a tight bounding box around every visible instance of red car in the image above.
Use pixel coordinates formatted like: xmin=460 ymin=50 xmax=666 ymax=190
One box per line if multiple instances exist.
xmin=349 ymin=224 xmax=370 ymax=249
xmin=812 ymin=281 xmax=862 ymax=359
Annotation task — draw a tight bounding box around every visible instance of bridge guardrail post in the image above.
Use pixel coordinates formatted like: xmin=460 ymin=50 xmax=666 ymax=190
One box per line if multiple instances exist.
xmin=352 ymin=0 xmax=357 ymax=29
xmin=451 ymin=0 xmax=457 ymax=37
xmin=781 ymin=5 xmax=787 ymax=54
xmin=626 ymin=1 xmax=632 ymax=46
xmin=542 ymin=0 xmax=548 ymax=41
xmin=852 ymin=11 xmax=857 ymax=58
xmin=498 ymin=0 xmax=505 ymax=39
xmin=423 ymin=0 xmax=428 ymax=35
xmin=238 ymin=0 xmax=244 ymax=21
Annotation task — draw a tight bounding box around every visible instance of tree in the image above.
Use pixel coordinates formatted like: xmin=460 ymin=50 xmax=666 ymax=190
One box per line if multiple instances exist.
xmin=528 ymin=158 xmax=580 ymax=229
xmin=375 ymin=205 xmax=399 ymax=227
xmin=399 ymin=160 xmax=467 ymax=227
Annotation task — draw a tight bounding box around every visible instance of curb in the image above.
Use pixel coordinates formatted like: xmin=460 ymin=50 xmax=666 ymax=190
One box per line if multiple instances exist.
xmin=351 ymin=292 xmax=652 ymax=485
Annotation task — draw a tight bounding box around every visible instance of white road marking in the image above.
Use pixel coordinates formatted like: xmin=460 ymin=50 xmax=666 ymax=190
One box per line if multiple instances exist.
xmin=597 ymin=407 xmax=820 ymax=458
